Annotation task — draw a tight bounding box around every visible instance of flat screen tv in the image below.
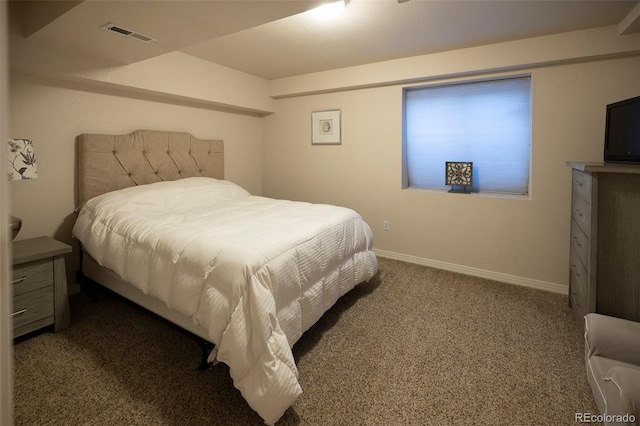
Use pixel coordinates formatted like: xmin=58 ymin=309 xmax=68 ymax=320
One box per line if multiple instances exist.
xmin=604 ymin=95 xmax=640 ymax=164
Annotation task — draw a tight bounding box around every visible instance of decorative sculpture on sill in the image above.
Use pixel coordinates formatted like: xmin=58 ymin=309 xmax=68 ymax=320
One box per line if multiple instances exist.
xmin=445 ymin=161 xmax=473 ymax=194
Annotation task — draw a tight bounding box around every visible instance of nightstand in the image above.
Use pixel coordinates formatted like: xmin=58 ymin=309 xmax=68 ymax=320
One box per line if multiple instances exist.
xmin=11 ymin=237 xmax=72 ymax=338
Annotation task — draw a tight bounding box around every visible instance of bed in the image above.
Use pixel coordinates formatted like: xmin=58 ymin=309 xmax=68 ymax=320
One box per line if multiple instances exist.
xmin=72 ymin=130 xmax=378 ymax=425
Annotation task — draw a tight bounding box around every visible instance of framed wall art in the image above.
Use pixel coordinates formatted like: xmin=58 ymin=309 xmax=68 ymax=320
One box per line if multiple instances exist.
xmin=311 ymin=109 xmax=341 ymax=145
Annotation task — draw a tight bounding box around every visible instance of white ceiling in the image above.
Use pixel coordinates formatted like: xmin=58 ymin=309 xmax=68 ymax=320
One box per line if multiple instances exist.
xmin=15 ymin=0 xmax=640 ymax=80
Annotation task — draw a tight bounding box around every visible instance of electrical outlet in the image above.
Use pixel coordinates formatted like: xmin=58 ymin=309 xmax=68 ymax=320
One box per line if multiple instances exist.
xmin=383 ymin=220 xmax=390 ymax=231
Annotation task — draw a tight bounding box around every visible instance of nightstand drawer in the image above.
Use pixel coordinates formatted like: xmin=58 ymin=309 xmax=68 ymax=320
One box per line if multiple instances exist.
xmin=12 ymin=260 xmax=53 ymax=296
xmin=12 ymin=286 xmax=54 ymax=337
xmin=12 ymin=237 xmax=72 ymax=338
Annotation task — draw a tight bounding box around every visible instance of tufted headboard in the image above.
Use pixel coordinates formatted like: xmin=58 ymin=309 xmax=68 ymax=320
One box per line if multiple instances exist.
xmin=77 ymin=129 xmax=224 ymax=209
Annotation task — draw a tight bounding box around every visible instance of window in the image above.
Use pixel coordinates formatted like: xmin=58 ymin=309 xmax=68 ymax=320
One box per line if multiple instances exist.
xmin=403 ymin=76 xmax=531 ymax=195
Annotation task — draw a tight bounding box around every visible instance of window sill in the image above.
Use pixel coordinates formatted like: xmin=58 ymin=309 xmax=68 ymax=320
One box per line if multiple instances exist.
xmin=403 ymin=187 xmax=531 ymax=200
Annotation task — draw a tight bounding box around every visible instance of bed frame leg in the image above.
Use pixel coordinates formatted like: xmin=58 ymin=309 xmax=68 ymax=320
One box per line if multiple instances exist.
xmin=77 ymin=270 xmax=100 ymax=302
xmin=78 ymin=249 xmax=100 ymax=302
xmin=198 ymin=341 xmax=215 ymax=371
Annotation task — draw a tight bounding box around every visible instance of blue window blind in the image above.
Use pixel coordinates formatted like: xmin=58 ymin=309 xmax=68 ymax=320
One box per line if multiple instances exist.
xmin=404 ymin=77 xmax=531 ymax=194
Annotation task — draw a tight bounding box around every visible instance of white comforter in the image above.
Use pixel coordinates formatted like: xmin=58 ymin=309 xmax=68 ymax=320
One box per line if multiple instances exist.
xmin=73 ymin=177 xmax=378 ymax=424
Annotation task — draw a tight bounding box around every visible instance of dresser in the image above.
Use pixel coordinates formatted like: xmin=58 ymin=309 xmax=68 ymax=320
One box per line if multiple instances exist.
xmin=567 ymin=162 xmax=640 ymax=331
xmin=11 ymin=237 xmax=72 ymax=338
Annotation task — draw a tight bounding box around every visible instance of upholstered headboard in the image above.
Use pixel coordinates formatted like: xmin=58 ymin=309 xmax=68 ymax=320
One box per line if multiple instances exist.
xmin=78 ymin=130 xmax=223 ymax=208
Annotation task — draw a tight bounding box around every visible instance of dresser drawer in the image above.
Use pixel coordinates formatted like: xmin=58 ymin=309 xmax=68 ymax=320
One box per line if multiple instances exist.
xmin=571 ymin=219 xmax=590 ymax=269
xmin=12 ymin=259 xmax=53 ymax=296
xmin=12 ymin=286 xmax=54 ymax=337
xmin=571 ymin=195 xmax=592 ymax=238
xmin=570 ymin=252 xmax=589 ymax=323
xmin=570 ymin=251 xmax=588 ymax=310
xmin=570 ymin=292 xmax=588 ymax=326
xmin=572 ymin=170 xmax=592 ymax=202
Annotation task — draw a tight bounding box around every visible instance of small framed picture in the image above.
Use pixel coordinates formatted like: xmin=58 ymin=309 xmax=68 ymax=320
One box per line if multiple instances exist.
xmin=312 ymin=109 xmax=341 ymax=145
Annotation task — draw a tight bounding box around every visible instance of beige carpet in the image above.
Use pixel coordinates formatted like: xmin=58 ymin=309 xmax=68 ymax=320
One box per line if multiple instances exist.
xmin=13 ymin=257 xmax=597 ymax=425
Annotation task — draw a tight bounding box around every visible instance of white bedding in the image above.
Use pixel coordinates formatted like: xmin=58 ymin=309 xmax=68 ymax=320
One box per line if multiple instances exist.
xmin=72 ymin=177 xmax=378 ymax=424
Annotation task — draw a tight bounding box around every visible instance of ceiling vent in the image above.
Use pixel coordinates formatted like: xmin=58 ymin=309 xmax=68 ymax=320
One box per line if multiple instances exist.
xmin=101 ymin=23 xmax=156 ymax=43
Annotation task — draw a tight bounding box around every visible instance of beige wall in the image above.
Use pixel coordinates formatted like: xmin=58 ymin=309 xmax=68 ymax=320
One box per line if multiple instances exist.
xmin=9 ymin=73 xmax=264 ymax=289
xmin=263 ymin=56 xmax=640 ymax=292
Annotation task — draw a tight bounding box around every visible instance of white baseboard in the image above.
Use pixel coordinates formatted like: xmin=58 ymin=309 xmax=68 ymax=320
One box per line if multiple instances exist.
xmin=374 ymin=249 xmax=568 ymax=295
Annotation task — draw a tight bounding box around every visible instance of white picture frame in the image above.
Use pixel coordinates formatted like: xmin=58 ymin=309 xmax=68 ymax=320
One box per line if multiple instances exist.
xmin=311 ymin=109 xmax=341 ymax=145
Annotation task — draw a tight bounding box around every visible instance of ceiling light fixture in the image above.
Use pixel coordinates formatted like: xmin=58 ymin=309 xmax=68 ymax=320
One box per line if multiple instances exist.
xmin=308 ymin=0 xmax=346 ymax=19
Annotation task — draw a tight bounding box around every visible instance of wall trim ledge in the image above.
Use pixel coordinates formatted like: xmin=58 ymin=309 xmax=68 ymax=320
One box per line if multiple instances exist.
xmin=374 ymin=249 xmax=568 ymax=295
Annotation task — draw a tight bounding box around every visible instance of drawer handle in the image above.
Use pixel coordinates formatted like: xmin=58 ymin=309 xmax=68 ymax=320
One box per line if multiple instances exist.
xmin=574 ymin=180 xmax=584 ymax=187
xmin=11 ymin=309 xmax=27 ymax=318
xmin=11 ymin=277 xmax=26 ymax=285
xmin=571 ymin=265 xmax=581 ymax=277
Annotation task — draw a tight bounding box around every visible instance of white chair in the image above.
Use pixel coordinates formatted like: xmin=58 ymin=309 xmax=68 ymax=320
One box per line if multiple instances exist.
xmin=584 ymin=313 xmax=640 ymax=426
